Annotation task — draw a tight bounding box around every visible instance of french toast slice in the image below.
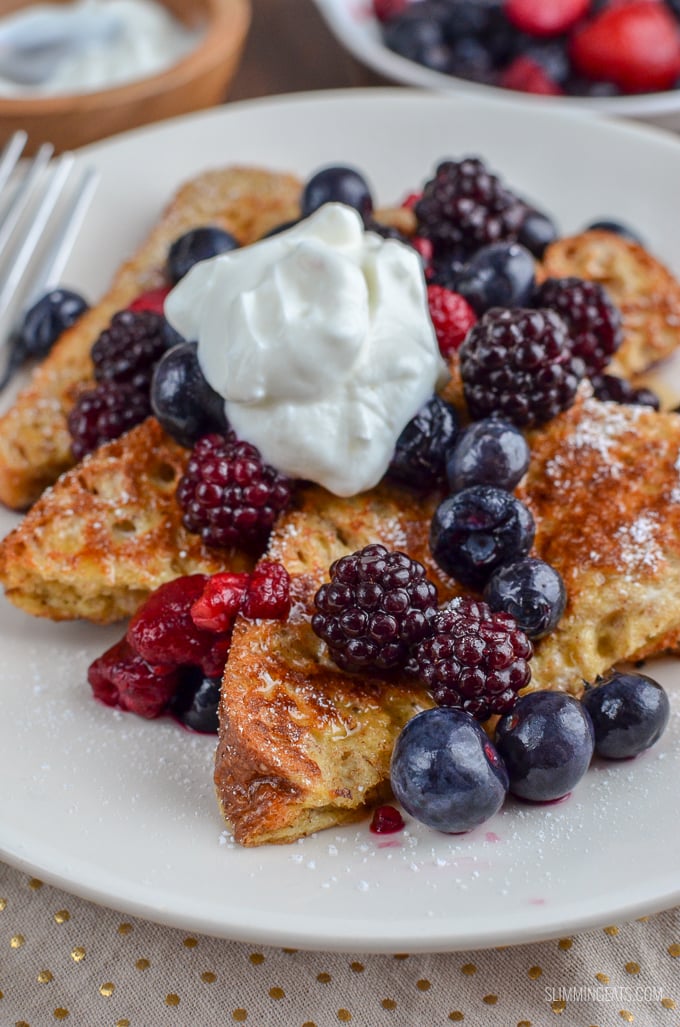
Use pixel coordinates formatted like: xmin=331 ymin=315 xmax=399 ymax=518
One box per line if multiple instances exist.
xmin=216 ymin=392 xmax=680 ymax=845
xmin=539 ymin=229 xmax=680 ymax=377
xmin=0 ymin=167 xmax=303 ymax=511
xmin=0 ymin=417 xmax=250 ymax=623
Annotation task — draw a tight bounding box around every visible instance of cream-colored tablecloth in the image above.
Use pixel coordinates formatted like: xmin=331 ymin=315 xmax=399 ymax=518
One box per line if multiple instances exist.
xmin=0 ymin=860 xmax=677 ymax=1026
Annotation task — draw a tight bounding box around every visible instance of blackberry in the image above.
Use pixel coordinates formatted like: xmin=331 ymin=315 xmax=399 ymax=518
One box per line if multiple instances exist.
xmin=176 ymin=433 xmax=292 ymax=549
xmin=414 ymin=158 xmax=528 ymax=261
xmin=312 ymin=544 xmax=439 ymax=673
xmin=91 ymin=310 xmax=169 ymax=391
xmin=459 ymin=307 xmax=585 ymax=427
xmin=387 ymin=394 xmax=459 ymax=491
xmin=590 ymin=373 xmax=660 ymax=410
xmin=533 ymin=277 xmax=622 ymax=375
xmin=68 ymin=381 xmax=150 ymax=460
xmin=414 ymin=596 xmax=532 ymax=720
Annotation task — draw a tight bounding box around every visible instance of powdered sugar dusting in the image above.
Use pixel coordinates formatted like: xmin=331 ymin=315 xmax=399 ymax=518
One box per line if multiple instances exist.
xmin=544 ymin=398 xmax=646 ymax=488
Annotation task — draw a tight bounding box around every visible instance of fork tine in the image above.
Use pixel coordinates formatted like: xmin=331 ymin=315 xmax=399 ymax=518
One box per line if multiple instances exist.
xmin=0 ymin=131 xmax=28 ymax=196
xmin=0 ymin=141 xmax=54 ymax=258
xmin=0 ymin=150 xmax=75 ymax=320
xmin=33 ymin=165 xmax=99 ymax=300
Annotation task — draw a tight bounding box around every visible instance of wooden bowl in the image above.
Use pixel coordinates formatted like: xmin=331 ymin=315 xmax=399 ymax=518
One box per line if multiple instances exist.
xmin=0 ymin=0 xmax=251 ymax=154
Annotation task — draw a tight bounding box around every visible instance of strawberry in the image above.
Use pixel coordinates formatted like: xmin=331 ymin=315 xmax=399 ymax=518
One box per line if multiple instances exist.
xmin=570 ymin=1 xmax=680 ymax=93
xmin=500 ymin=56 xmax=565 ymax=94
xmin=504 ymin=0 xmax=591 ymax=37
xmin=427 ymin=285 xmax=477 ymax=357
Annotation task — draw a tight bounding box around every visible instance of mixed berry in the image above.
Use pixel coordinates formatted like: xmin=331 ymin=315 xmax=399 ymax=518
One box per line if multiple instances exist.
xmin=66 ymin=155 xmax=670 ymax=841
xmin=375 ymin=0 xmax=680 ymax=98
xmin=88 ymin=562 xmax=291 ymax=729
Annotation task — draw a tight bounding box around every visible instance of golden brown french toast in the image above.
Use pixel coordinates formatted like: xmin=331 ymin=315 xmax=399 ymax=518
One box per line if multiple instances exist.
xmin=0 ymin=167 xmax=303 ymax=512
xmin=0 ymin=418 xmax=250 ymax=623
xmin=540 ymin=229 xmax=680 ymax=377
xmin=216 ymin=392 xmax=680 ymax=845
xmin=215 ymin=484 xmax=440 ymax=846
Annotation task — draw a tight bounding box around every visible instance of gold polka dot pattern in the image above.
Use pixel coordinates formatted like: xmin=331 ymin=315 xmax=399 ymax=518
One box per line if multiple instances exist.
xmin=0 ymin=862 xmax=677 ymax=1027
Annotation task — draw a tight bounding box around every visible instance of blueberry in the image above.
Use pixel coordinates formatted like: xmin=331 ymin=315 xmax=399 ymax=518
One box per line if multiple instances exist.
xmin=391 ymin=707 xmax=509 ymax=834
xmin=581 ymin=671 xmax=670 ymax=760
xmin=442 ymin=0 xmax=496 ymax=41
xmin=150 ymin=341 xmax=229 ymax=448
xmin=20 ymin=288 xmax=89 ymax=358
xmin=366 ymin=219 xmax=409 ymax=242
xmin=446 ymin=416 xmax=530 ymax=492
xmin=162 ymin=318 xmax=186 ymax=352
xmin=170 ymin=667 xmax=221 ymax=733
xmin=521 ymin=39 xmax=571 ymax=84
xmin=388 ymin=394 xmax=459 ymax=491
xmin=484 ymin=557 xmax=566 ymax=639
xmin=451 ymin=242 xmax=536 ymax=315
xmin=518 ymin=210 xmax=558 ymax=258
xmin=584 ymin=220 xmax=645 ymax=246
xmin=166 ymin=226 xmax=240 ymax=284
xmin=382 ymin=6 xmax=452 ymax=73
xmin=430 ymin=484 xmax=535 ymax=588
xmin=1 ymin=287 xmax=89 ymax=391
xmin=446 ymin=37 xmax=495 ymax=82
xmin=301 ymin=165 xmax=374 ymax=223
xmin=495 ymin=691 xmax=595 ymax=802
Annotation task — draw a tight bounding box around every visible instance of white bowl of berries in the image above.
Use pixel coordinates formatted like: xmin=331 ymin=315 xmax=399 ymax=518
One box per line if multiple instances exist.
xmin=315 ymin=0 xmax=680 ymax=133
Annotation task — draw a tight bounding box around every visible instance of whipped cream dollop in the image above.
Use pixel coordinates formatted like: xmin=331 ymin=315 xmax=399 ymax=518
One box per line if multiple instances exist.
xmin=165 ymin=203 xmax=448 ymax=497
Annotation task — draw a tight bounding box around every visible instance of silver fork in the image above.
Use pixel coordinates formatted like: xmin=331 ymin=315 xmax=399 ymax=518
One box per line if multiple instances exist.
xmin=0 ymin=129 xmax=99 ymax=388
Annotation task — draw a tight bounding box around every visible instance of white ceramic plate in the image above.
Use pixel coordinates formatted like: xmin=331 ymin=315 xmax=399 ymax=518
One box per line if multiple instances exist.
xmin=313 ymin=0 xmax=680 ymax=132
xmin=1 ymin=90 xmax=679 ymax=953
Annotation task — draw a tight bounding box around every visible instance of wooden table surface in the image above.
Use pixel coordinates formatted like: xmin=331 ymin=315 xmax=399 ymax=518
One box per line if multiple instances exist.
xmin=228 ymin=0 xmax=388 ymax=100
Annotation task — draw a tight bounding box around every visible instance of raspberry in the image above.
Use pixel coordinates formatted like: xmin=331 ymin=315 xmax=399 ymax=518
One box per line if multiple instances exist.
xmin=312 ymin=544 xmax=438 ymax=673
xmin=127 ymin=574 xmax=220 ymax=672
xmin=590 ymin=373 xmax=660 ymax=410
xmin=176 ymin=432 xmax=292 ymax=549
xmin=414 ymin=596 xmax=533 ymax=720
xmin=88 ymin=639 xmax=180 ymax=719
xmin=415 ymin=158 xmax=528 ymax=262
xmin=499 ymin=56 xmax=564 ymax=94
xmin=459 ymin=307 xmax=585 ymax=427
xmin=67 ymin=381 xmax=150 ymax=460
xmin=534 ymin=277 xmax=622 ymax=375
xmin=190 ymin=572 xmax=250 ymax=632
xmin=189 ymin=561 xmax=291 ymax=630
xmin=427 ymin=284 xmax=477 ymax=357
xmin=504 ymin=0 xmax=590 ymax=38
xmin=570 ymin=1 xmax=680 ymax=93
xmin=242 ymin=561 xmax=292 ymax=620
xmin=402 ymin=191 xmax=422 ymax=209
xmin=91 ymin=310 xmax=169 ymax=391
xmin=411 ymin=235 xmax=433 ymax=268
xmin=127 ymin=286 xmax=171 ymax=315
